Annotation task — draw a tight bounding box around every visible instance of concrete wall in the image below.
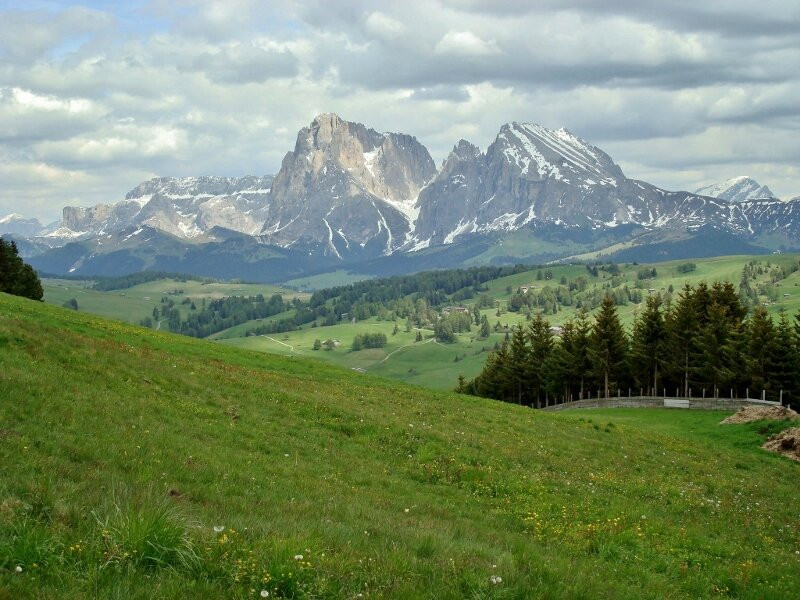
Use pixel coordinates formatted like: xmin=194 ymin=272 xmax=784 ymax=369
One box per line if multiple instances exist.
xmin=540 ymin=396 xmax=781 ymax=412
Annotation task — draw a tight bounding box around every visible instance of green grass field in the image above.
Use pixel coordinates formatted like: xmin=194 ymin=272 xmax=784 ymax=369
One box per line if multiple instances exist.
xmin=1 ymin=292 xmax=799 ymax=598
xmin=42 ymin=278 xmax=308 ymax=328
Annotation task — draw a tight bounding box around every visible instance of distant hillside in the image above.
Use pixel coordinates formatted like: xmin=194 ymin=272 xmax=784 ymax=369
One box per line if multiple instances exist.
xmin=1 ymin=293 xmax=798 ymax=597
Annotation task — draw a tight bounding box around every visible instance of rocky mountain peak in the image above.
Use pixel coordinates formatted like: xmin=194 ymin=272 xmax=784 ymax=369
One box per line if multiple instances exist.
xmin=493 ymin=122 xmax=624 ymax=185
xmin=261 ymin=114 xmax=435 ymax=257
xmin=59 ymin=175 xmax=273 ymax=240
xmin=0 ymin=214 xmax=44 ymax=237
xmin=695 ymin=176 xmax=776 ymax=203
xmin=450 ymin=140 xmax=482 ymax=161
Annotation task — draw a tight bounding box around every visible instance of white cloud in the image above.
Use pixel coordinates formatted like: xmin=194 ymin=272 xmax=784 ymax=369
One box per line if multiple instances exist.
xmin=434 ymin=31 xmax=500 ymax=56
xmin=364 ymin=12 xmax=406 ymax=40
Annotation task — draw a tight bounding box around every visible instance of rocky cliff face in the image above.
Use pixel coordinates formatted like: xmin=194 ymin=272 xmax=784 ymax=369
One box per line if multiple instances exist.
xmin=260 ymin=113 xmax=436 ymax=257
xmin=59 ymin=176 xmax=273 ymax=240
xmin=410 ymin=121 xmax=800 ymax=248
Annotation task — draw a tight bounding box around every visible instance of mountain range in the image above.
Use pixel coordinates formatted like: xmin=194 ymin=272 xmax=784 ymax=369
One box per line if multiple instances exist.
xmin=5 ymin=114 xmax=799 ymax=282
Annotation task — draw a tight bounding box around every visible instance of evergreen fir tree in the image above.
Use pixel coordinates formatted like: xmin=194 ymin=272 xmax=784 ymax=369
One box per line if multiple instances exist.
xmin=479 ymin=314 xmax=491 ymax=339
xmin=565 ymin=309 xmax=592 ymax=399
xmin=542 ymin=340 xmax=574 ymax=404
xmin=0 ymin=239 xmax=43 ymax=301
xmin=527 ymin=313 xmax=554 ymax=407
xmin=771 ymin=312 xmax=798 ymax=404
xmin=508 ymin=325 xmax=530 ymax=404
xmin=665 ymin=284 xmax=699 ymax=397
xmin=696 ymin=303 xmax=737 ymax=396
xmin=629 ymin=295 xmax=665 ymax=395
xmin=589 ymin=296 xmax=628 ymax=398
xmin=746 ymin=306 xmax=777 ymax=398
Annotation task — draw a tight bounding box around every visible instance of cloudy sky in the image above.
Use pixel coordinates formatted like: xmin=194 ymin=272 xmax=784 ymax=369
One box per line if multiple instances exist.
xmin=1 ymin=0 xmax=799 ymax=221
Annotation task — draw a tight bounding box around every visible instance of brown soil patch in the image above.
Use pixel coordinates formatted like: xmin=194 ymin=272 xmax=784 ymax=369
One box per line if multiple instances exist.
xmin=762 ymin=427 xmax=800 ymax=462
xmin=720 ymin=405 xmax=799 ymax=424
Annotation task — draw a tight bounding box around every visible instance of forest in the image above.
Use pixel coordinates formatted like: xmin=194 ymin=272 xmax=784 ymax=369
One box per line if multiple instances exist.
xmin=459 ymin=281 xmax=800 ymax=408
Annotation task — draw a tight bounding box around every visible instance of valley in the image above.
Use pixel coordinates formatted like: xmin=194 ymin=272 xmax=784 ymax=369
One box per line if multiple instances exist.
xmin=42 ymin=253 xmax=800 ymax=392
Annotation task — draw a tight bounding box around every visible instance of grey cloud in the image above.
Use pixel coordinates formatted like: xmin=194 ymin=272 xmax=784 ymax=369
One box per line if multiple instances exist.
xmin=445 ymin=0 xmax=800 ymax=38
xmin=0 ymin=0 xmax=799 ymax=219
xmin=408 ymin=86 xmax=470 ymax=102
xmin=0 ymin=7 xmax=114 ymax=64
xmin=189 ymin=44 xmax=299 ymax=84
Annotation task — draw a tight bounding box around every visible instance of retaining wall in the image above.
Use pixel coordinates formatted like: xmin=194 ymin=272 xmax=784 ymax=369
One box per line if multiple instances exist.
xmin=540 ymin=396 xmax=781 ymax=412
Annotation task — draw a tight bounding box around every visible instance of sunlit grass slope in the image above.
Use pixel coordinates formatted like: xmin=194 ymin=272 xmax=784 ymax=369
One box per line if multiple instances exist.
xmin=1 ymin=293 xmax=798 ymax=599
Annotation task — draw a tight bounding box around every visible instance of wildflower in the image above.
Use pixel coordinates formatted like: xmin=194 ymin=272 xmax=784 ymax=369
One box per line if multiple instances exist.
xmin=214 ymin=525 xmax=225 ymax=533
xmin=490 ymin=575 xmax=502 ymax=584
xmin=15 ymin=566 xmax=22 ymax=573
xmin=294 ymin=554 xmax=303 ymax=560
xmin=260 ymin=591 xmax=270 ymax=598
xmin=404 ymin=508 xmax=410 ymax=513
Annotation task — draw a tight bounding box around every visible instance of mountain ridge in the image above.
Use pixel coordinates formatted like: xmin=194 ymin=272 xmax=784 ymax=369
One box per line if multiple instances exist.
xmin=14 ymin=113 xmax=800 ymax=278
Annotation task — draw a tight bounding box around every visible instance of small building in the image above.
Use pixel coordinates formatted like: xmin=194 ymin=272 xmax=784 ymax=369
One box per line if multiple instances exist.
xmin=442 ymin=306 xmax=469 ymax=315
xmin=549 ymin=326 xmax=563 ymax=336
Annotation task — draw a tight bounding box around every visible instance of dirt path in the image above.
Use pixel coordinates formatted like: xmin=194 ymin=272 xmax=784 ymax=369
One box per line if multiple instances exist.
xmin=155 ymin=319 xmax=166 ymax=331
xmin=260 ymin=335 xmax=298 ymax=353
xmin=373 ymin=338 xmax=435 ymax=366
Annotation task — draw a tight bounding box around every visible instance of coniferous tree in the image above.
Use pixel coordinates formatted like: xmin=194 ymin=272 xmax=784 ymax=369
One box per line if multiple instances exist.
xmin=710 ymin=281 xmax=747 ymax=325
xmin=508 ymin=325 xmax=530 ymax=404
xmin=589 ymin=296 xmax=628 ymax=398
xmin=542 ymin=339 xmax=574 ymax=404
xmin=479 ymin=314 xmax=491 ymax=339
xmin=665 ymin=285 xmax=699 ymax=397
xmin=527 ymin=313 xmax=554 ymax=407
xmin=794 ymin=311 xmax=800 ymax=355
xmin=630 ymin=295 xmax=666 ymax=395
xmin=696 ymin=303 xmax=737 ymax=396
xmin=693 ymin=282 xmax=712 ymax=327
xmin=474 ymin=341 xmax=512 ymax=401
xmin=773 ymin=312 xmax=799 ymax=405
xmin=746 ymin=306 xmax=777 ymax=398
xmin=565 ymin=309 xmax=592 ymax=399
xmin=0 ymin=239 xmax=43 ymax=301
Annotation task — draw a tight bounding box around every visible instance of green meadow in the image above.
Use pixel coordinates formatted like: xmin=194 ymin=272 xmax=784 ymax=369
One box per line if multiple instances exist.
xmin=1 ymin=292 xmax=799 ymax=598
xmin=42 ymin=278 xmax=307 ymax=328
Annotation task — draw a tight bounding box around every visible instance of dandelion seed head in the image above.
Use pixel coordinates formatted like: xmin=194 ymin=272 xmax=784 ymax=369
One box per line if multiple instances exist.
xmin=260 ymin=591 xmax=270 ymax=598
xmin=15 ymin=566 xmax=22 ymax=573
xmin=213 ymin=525 xmax=225 ymax=533
xmin=294 ymin=554 xmax=304 ymax=560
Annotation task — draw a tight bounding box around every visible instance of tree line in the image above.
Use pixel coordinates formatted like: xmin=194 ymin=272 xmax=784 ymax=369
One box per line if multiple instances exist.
xmin=0 ymin=239 xmax=43 ymax=301
xmin=92 ymin=271 xmax=217 ymax=291
xmin=459 ymin=282 xmax=800 ymax=409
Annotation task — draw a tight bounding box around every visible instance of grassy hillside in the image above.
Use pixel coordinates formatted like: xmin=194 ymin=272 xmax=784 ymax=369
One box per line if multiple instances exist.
xmin=1 ymin=293 xmax=799 ymax=598
xmin=42 ymin=278 xmax=307 ymax=328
